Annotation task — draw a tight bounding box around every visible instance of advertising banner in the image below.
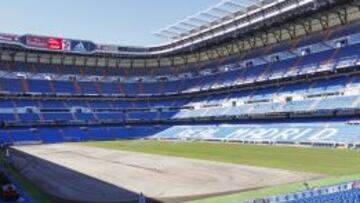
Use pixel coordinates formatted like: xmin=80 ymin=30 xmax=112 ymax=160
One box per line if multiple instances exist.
xmin=70 ymin=40 xmax=96 ymax=53
xmin=62 ymin=39 xmax=71 ymax=51
xmin=25 ymin=35 xmax=65 ymax=50
xmin=23 ymin=35 xmax=95 ymax=53
xmin=25 ymin=35 xmax=48 ymax=48
xmin=0 ymin=33 xmax=18 ymax=42
xmin=47 ymin=37 xmax=63 ymax=50
xmin=97 ymin=44 xmax=118 ymax=52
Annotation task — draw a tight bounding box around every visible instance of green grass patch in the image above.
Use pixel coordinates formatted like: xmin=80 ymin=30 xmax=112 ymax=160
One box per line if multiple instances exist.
xmin=81 ymin=140 xmax=360 ymax=203
xmin=188 ymin=173 xmax=360 ymax=203
xmin=82 ymin=140 xmax=360 ymax=175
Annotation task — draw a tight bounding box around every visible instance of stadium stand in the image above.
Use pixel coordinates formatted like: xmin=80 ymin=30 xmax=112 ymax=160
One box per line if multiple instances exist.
xmin=0 ymin=0 xmax=359 ymax=149
xmin=288 ymin=190 xmax=360 ymax=203
xmin=244 ymin=180 xmax=360 ymax=203
xmin=2 ymin=1 xmax=360 ymax=202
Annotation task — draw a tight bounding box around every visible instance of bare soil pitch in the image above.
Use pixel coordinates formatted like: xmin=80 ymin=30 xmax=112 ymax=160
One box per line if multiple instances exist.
xmin=10 ymin=144 xmax=322 ymax=202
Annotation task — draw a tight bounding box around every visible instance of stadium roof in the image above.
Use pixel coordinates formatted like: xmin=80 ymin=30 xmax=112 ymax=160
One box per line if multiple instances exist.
xmin=154 ymin=0 xmax=277 ymax=42
xmin=0 ymin=0 xmax=342 ymax=58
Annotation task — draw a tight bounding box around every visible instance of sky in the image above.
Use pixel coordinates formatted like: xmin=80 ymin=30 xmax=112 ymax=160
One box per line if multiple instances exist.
xmin=0 ymin=0 xmax=252 ymax=46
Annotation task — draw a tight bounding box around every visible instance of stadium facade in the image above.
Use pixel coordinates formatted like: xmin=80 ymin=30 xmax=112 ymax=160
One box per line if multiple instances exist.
xmin=0 ymin=0 xmax=360 ymax=148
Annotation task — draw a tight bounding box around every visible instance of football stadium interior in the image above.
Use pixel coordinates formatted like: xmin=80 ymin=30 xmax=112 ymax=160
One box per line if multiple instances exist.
xmin=2 ymin=0 xmax=360 ymax=202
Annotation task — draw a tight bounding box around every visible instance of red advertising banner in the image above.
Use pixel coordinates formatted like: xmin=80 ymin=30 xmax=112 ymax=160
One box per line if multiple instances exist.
xmin=26 ymin=36 xmax=63 ymax=50
xmin=47 ymin=38 xmax=63 ymax=50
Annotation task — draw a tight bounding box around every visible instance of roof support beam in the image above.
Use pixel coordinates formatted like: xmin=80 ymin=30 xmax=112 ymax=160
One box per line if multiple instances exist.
xmin=170 ymin=26 xmax=190 ymax=32
xmin=223 ymin=1 xmax=246 ymax=10
xmin=212 ymin=7 xmax=234 ymax=15
xmin=189 ymin=17 xmax=211 ymax=24
xmin=154 ymin=33 xmax=172 ymax=39
xmin=179 ymin=22 xmax=198 ymax=28
xmin=199 ymin=12 xmax=222 ymax=20
xmin=160 ymin=30 xmax=181 ymax=39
